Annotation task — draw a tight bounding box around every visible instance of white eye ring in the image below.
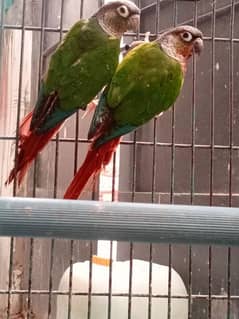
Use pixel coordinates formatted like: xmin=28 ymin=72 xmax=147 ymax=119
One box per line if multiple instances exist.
xmin=181 ymin=31 xmax=193 ymax=42
xmin=117 ymin=5 xmax=129 ymax=18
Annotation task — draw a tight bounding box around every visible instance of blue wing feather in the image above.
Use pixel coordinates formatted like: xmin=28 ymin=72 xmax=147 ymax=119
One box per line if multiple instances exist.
xmin=88 ymin=87 xmax=136 ymax=148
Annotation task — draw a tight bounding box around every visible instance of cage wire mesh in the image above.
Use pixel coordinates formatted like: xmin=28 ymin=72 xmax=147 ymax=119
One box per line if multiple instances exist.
xmin=0 ymin=0 xmax=239 ymax=318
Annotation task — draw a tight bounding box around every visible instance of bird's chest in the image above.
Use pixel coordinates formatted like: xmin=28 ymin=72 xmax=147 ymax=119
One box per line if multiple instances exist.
xmin=139 ymin=64 xmax=183 ymax=115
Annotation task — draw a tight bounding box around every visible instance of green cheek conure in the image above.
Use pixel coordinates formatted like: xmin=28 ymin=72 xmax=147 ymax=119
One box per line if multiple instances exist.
xmin=64 ymin=25 xmax=204 ymax=199
xmin=6 ymin=0 xmax=140 ymax=186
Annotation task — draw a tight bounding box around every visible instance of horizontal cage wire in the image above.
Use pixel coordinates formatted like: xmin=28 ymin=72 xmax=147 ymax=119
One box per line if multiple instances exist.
xmin=0 ymin=0 xmax=239 ymax=318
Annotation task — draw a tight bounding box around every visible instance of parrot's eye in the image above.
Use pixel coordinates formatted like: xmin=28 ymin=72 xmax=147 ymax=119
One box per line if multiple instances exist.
xmin=181 ymin=31 xmax=193 ymax=42
xmin=117 ymin=5 xmax=130 ymax=18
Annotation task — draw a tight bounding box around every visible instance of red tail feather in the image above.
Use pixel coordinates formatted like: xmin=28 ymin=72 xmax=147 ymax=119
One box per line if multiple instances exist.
xmin=6 ymin=111 xmax=62 ymax=186
xmin=64 ymin=138 xmax=121 ymax=200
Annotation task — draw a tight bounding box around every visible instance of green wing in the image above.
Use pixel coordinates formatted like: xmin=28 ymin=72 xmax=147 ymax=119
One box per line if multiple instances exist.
xmin=32 ymin=18 xmax=120 ymax=132
xmin=94 ymin=41 xmax=184 ymax=147
xmin=108 ymin=42 xmax=184 ymax=126
xmin=46 ymin=18 xmax=120 ymax=110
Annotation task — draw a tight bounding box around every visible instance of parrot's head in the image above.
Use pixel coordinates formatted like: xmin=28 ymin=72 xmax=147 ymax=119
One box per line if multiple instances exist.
xmin=158 ymin=25 xmax=203 ymax=64
xmin=95 ymin=0 xmax=140 ymax=37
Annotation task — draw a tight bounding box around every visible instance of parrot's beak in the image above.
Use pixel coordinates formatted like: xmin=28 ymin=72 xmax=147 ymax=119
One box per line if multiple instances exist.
xmin=193 ymin=37 xmax=204 ymax=55
xmin=128 ymin=14 xmax=140 ymax=33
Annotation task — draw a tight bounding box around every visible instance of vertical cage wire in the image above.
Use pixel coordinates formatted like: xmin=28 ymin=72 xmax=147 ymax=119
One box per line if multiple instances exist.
xmin=128 ymin=0 xmax=140 ymax=317
xmin=210 ymin=0 xmax=216 ymax=209
xmin=188 ymin=246 xmax=192 ymax=319
xmin=66 ymin=1 xmax=77 ymax=316
xmin=167 ymin=244 xmax=172 ymax=319
xmin=227 ymin=248 xmax=231 ymax=319
xmin=67 ymin=239 xmax=74 ymax=319
xmin=208 ymin=2 xmax=216 ymax=318
xmin=87 ymin=241 xmax=93 ymax=319
xmin=28 ymin=0 xmax=48 ymax=316
xmin=170 ymin=0 xmax=178 ymax=206
xmin=107 ymin=241 xmax=113 ymax=319
xmin=227 ymin=2 xmax=235 ymax=316
xmin=148 ymin=243 xmax=153 ymax=319
xmin=39 ymin=0 xmax=55 ymax=317
xmin=48 ymin=239 xmax=55 ymax=319
xmin=208 ymin=246 xmax=212 ymax=319
xmin=168 ymin=2 xmax=178 ymax=318
xmin=13 ymin=0 xmax=26 ymax=196
xmin=188 ymin=0 xmax=198 ymax=316
xmin=7 ymin=238 xmax=14 ymax=319
xmin=191 ymin=0 xmax=198 ymax=206
xmin=8 ymin=0 xmax=27 ymax=316
xmin=128 ymin=242 xmax=134 ymax=319
xmin=27 ymin=238 xmax=34 ymax=319
xmin=149 ymin=1 xmax=161 ymax=318
xmin=33 ymin=0 xmax=46 ymax=196
xmin=228 ymin=0 xmax=235 ymax=208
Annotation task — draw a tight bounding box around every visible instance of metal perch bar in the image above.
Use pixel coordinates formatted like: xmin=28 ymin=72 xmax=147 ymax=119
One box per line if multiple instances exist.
xmin=0 ymin=197 xmax=239 ymax=246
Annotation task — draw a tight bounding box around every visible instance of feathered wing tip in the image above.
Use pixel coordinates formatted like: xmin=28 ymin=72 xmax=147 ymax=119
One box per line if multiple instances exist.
xmin=64 ymin=137 xmax=121 ymax=200
xmin=5 ymin=111 xmax=62 ymax=186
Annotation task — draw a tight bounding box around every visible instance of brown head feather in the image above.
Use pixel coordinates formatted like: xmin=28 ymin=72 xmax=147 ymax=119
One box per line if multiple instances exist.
xmin=157 ymin=25 xmax=203 ymax=71
xmin=95 ymin=0 xmax=140 ymax=37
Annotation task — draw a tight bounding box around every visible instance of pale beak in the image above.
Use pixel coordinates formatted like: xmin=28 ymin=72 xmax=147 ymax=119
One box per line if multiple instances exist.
xmin=128 ymin=14 xmax=140 ymax=33
xmin=193 ymin=37 xmax=204 ymax=55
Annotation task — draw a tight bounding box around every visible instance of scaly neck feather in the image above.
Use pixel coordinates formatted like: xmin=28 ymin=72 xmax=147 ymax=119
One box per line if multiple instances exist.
xmin=96 ymin=15 xmax=121 ymax=38
xmin=160 ymin=35 xmax=187 ymax=74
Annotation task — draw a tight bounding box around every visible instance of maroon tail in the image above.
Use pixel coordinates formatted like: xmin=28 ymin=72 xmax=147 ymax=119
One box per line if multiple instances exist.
xmin=64 ymin=138 xmax=121 ymax=200
xmin=6 ymin=111 xmax=62 ymax=186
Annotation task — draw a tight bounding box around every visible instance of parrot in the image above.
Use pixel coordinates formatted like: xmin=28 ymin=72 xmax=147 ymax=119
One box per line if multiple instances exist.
xmin=6 ymin=0 xmax=140 ymax=186
xmin=83 ymin=31 xmax=152 ymax=121
xmin=63 ymin=25 xmax=204 ymax=200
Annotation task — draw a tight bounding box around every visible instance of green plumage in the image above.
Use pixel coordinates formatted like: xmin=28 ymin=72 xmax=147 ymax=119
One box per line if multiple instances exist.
xmin=91 ymin=41 xmax=184 ymax=146
xmin=62 ymin=26 xmax=202 ymax=200
xmin=33 ymin=17 xmax=120 ymax=132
